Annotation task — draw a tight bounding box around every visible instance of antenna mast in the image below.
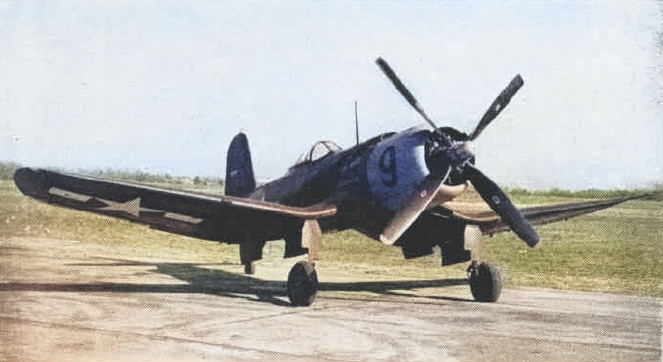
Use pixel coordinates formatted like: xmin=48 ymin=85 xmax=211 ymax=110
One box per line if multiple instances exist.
xmin=354 ymin=100 xmax=359 ymax=145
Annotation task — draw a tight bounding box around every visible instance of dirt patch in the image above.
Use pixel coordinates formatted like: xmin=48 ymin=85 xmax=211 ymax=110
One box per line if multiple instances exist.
xmin=1 ymin=237 xmax=661 ymax=361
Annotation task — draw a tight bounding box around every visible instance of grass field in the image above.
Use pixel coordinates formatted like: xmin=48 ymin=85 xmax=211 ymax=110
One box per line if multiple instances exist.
xmin=1 ymin=179 xmax=661 ymax=297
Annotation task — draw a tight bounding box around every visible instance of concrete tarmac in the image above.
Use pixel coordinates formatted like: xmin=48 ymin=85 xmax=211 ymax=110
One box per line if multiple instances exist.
xmin=1 ymin=237 xmax=661 ymax=361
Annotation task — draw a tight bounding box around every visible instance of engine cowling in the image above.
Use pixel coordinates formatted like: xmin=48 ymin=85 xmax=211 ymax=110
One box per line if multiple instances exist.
xmin=366 ymin=127 xmax=432 ymax=212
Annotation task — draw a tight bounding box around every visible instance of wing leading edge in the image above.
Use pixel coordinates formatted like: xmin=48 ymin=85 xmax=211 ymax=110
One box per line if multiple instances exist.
xmin=14 ymin=168 xmax=336 ymax=242
xmin=440 ymin=195 xmax=646 ymax=236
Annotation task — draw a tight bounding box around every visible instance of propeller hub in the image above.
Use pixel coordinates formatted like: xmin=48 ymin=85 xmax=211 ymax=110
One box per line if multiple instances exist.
xmin=452 ymin=141 xmax=476 ymax=163
xmin=425 ymin=131 xmax=475 ymax=171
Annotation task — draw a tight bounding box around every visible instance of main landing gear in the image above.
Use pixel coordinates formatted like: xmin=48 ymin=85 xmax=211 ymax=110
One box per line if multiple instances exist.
xmin=284 ymin=260 xmax=502 ymax=306
xmin=286 ymin=219 xmax=322 ymax=306
xmin=287 ymin=260 xmax=319 ymax=306
xmin=467 ymin=261 xmax=502 ymax=302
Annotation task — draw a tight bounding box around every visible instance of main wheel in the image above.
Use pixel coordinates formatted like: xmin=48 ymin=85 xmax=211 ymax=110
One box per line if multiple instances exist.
xmin=287 ymin=261 xmax=319 ymax=306
xmin=468 ymin=261 xmax=502 ymax=302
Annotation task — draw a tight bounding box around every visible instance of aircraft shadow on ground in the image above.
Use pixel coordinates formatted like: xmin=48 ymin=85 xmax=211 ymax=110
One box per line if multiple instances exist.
xmin=0 ymin=259 xmax=471 ymax=306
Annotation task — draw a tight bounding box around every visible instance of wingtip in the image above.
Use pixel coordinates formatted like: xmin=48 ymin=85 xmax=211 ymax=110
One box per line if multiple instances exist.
xmin=13 ymin=167 xmax=48 ymax=198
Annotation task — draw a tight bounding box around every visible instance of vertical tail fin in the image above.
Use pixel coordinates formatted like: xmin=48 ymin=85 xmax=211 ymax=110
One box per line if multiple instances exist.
xmin=225 ymin=132 xmax=256 ymax=197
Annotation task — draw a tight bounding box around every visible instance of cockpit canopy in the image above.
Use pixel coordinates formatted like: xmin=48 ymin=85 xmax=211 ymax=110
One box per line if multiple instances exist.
xmin=293 ymin=140 xmax=342 ymax=166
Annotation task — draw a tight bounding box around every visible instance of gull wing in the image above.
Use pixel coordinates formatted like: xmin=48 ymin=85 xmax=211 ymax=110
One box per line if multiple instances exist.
xmin=440 ymin=195 xmax=644 ymax=236
xmin=14 ymin=168 xmax=336 ymax=242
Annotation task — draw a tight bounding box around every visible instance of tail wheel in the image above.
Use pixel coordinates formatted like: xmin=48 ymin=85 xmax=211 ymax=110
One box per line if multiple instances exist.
xmin=468 ymin=261 xmax=502 ymax=302
xmin=287 ymin=261 xmax=318 ymax=306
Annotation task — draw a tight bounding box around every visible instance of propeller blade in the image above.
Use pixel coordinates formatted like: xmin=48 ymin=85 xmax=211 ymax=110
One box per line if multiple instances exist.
xmin=464 ymin=164 xmax=540 ymax=247
xmin=468 ymin=74 xmax=524 ymax=141
xmin=376 ymin=58 xmax=448 ymax=145
xmin=380 ymin=174 xmax=446 ymax=245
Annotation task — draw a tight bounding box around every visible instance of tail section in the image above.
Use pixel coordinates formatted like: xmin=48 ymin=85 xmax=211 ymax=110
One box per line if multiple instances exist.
xmin=225 ymin=132 xmax=256 ymax=197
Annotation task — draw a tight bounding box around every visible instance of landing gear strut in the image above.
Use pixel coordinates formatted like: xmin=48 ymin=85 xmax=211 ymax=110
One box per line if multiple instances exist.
xmin=467 ymin=261 xmax=502 ymax=302
xmin=287 ymin=261 xmax=318 ymax=306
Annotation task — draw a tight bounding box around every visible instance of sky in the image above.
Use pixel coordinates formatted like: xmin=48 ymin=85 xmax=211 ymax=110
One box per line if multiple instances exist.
xmin=1 ymin=1 xmax=661 ymax=190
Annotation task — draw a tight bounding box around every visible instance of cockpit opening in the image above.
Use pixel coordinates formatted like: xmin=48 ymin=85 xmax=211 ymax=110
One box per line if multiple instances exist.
xmin=294 ymin=140 xmax=342 ymax=166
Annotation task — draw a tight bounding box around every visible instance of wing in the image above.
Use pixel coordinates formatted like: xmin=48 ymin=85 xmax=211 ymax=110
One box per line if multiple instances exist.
xmin=14 ymin=168 xmax=336 ymax=242
xmin=440 ymin=195 xmax=645 ymax=235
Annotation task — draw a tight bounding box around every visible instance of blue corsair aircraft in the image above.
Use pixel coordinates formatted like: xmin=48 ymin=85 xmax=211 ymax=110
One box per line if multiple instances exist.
xmin=13 ymin=58 xmax=641 ymax=306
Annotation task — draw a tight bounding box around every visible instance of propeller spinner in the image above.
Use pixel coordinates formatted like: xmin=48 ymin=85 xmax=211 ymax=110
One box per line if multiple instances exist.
xmin=376 ymin=57 xmax=539 ymax=247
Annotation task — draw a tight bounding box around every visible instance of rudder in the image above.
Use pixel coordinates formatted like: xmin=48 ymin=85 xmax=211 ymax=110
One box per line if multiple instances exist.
xmin=225 ymin=132 xmax=256 ymax=197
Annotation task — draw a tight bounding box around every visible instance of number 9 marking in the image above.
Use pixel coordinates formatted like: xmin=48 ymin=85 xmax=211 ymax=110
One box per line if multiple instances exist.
xmin=379 ymin=146 xmax=397 ymax=187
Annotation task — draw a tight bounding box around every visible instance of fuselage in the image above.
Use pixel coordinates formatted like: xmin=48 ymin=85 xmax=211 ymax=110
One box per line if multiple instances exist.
xmin=248 ymin=126 xmax=467 ymax=238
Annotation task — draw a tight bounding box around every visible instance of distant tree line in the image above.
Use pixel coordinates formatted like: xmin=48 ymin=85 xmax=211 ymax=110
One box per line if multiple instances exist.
xmin=0 ymin=161 xmax=224 ymax=188
xmin=75 ymin=168 xmax=224 ymax=187
xmin=502 ymin=186 xmax=663 ymax=201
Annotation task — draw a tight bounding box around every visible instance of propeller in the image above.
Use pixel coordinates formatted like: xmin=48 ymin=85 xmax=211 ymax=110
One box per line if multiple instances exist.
xmin=376 ymin=57 xmax=539 ymax=247
xmin=464 ymin=164 xmax=539 ymax=247
xmin=468 ymin=74 xmax=524 ymax=141
xmin=376 ymin=57 xmax=452 ymax=148
xmin=380 ymin=173 xmax=449 ymax=244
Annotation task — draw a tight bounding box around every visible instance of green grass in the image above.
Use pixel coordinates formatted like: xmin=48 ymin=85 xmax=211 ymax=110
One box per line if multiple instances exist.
xmin=481 ymin=200 xmax=663 ymax=296
xmin=1 ymin=179 xmax=661 ymax=297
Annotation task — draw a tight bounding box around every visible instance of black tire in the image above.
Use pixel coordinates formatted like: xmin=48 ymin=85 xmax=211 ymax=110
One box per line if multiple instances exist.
xmin=287 ymin=261 xmax=318 ymax=307
xmin=468 ymin=262 xmax=502 ymax=302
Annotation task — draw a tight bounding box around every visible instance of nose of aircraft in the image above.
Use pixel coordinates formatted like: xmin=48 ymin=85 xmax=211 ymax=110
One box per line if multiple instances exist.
xmin=376 ymin=57 xmax=539 ymax=248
